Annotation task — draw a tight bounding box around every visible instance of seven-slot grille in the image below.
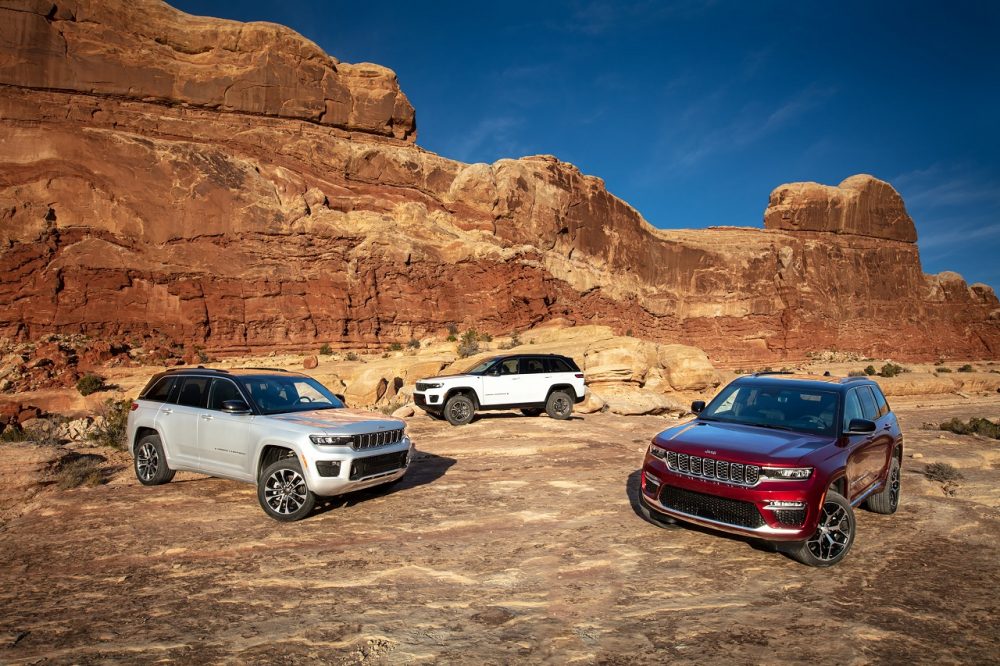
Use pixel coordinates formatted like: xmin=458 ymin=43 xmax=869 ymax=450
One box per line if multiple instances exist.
xmin=349 ymin=451 xmax=408 ymax=480
xmin=352 ymin=428 xmax=405 ymax=451
xmin=659 ymin=486 xmax=765 ymax=529
xmin=665 ymin=450 xmax=760 ymax=486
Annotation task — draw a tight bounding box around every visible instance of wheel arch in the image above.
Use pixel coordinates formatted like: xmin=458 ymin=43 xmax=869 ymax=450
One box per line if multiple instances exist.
xmin=444 ymin=387 xmax=480 ymax=408
xmin=547 ymin=383 xmax=577 ymax=400
xmin=133 ymin=426 xmax=159 ymax=454
xmin=256 ymin=442 xmax=300 ymax=480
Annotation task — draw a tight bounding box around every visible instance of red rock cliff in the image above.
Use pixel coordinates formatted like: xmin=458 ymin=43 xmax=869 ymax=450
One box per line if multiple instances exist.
xmin=1 ymin=0 xmax=998 ymax=362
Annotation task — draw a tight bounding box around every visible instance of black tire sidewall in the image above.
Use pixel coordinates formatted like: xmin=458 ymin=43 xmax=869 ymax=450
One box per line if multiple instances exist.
xmin=134 ymin=434 xmax=173 ymax=486
xmin=790 ymin=491 xmax=856 ymax=567
xmin=545 ymin=391 xmax=573 ymax=420
xmin=257 ymin=458 xmax=316 ymax=522
xmin=444 ymin=395 xmax=475 ymax=426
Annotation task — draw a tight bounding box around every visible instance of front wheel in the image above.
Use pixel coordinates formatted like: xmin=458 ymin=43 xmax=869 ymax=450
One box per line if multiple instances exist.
xmin=786 ymin=491 xmax=855 ymax=567
xmin=865 ymin=456 xmax=900 ymax=514
xmin=444 ymin=394 xmax=475 ymax=426
xmin=258 ymin=458 xmax=316 ymax=522
xmin=545 ymin=390 xmax=574 ymax=420
xmin=134 ymin=434 xmax=175 ymax=486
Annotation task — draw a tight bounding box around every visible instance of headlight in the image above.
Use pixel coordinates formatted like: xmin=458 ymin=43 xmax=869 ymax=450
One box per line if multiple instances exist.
xmin=422 ymin=383 xmax=443 ymax=389
xmin=760 ymin=466 xmax=813 ymax=480
xmin=310 ymin=434 xmax=353 ymax=446
xmin=648 ymin=443 xmax=668 ymax=459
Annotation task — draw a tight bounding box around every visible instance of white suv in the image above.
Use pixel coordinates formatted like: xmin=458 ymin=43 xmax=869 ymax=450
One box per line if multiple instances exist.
xmin=413 ymin=354 xmax=587 ymax=425
xmin=126 ymin=368 xmax=412 ymax=521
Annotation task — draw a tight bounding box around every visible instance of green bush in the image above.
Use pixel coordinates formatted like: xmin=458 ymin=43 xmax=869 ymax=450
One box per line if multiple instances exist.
xmin=89 ymin=399 xmax=130 ymax=450
xmin=936 ymin=367 xmax=953 ymax=373
xmin=345 ymin=352 xmax=359 ymax=362
xmin=924 ymin=462 xmax=963 ymax=483
xmin=76 ymin=373 xmax=105 ymax=396
xmin=625 ymin=329 xmax=634 ymax=337
xmin=446 ymin=334 xmax=457 ymax=342
xmin=447 ymin=323 xmax=459 ymax=336
xmin=939 ymin=417 xmax=1000 ymax=439
xmin=388 ymin=342 xmax=403 ymax=352
xmin=957 ymin=364 xmax=975 ymax=373
xmin=847 ymin=370 xmax=866 ymax=377
xmin=878 ymin=362 xmax=905 ymax=378
xmin=319 ymin=343 xmax=333 ymax=356
xmin=407 ymin=338 xmax=421 ymax=349
xmin=0 ymin=426 xmax=26 ymax=443
xmin=479 ymin=332 xmax=493 ymax=343
xmin=57 ymin=455 xmax=105 ymax=489
xmin=864 ymin=365 xmax=877 ymax=376
xmin=458 ymin=330 xmax=480 ymax=358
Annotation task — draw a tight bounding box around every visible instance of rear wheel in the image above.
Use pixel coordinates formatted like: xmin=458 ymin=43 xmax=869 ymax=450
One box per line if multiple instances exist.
xmin=444 ymin=394 xmax=475 ymax=426
xmin=865 ymin=456 xmax=900 ymax=514
xmin=134 ymin=434 xmax=175 ymax=486
xmin=521 ymin=408 xmax=544 ymax=417
xmin=786 ymin=491 xmax=855 ymax=567
xmin=258 ymin=458 xmax=316 ymax=522
xmin=545 ymin=390 xmax=573 ymax=420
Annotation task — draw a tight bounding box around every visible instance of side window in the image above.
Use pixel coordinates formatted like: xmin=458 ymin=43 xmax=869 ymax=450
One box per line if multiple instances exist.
xmin=175 ymin=377 xmax=210 ymax=409
xmin=546 ymin=358 xmax=573 ymax=373
xmin=498 ymin=359 xmax=519 ymax=375
xmin=871 ymin=385 xmax=890 ymax=418
xmin=843 ymin=390 xmax=864 ymax=431
xmin=520 ymin=357 xmax=546 ymax=374
xmin=207 ymin=379 xmax=244 ymax=411
xmin=143 ymin=377 xmax=174 ymax=403
xmin=856 ymin=386 xmax=879 ymax=421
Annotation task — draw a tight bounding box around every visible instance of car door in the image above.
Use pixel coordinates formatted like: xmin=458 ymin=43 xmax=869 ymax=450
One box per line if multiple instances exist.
xmin=480 ymin=358 xmax=521 ymax=406
xmin=843 ymin=386 xmax=886 ymax=501
xmin=197 ymin=377 xmax=254 ymax=480
xmin=519 ymin=356 xmax=552 ymax=403
xmin=155 ymin=376 xmax=209 ymax=468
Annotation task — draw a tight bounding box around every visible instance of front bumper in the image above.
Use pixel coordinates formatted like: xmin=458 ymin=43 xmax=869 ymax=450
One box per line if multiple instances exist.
xmin=303 ymin=438 xmax=413 ymax=496
xmin=412 ymin=391 xmax=443 ymax=412
xmin=640 ymin=455 xmax=821 ymax=541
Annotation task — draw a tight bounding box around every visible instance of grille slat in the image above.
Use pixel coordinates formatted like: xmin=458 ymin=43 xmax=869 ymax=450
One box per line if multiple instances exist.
xmin=663 ymin=451 xmax=759 ymax=487
xmin=659 ymin=486 xmax=764 ymax=529
xmin=349 ymin=451 xmax=408 ymax=480
xmin=351 ymin=428 xmax=405 ymax=451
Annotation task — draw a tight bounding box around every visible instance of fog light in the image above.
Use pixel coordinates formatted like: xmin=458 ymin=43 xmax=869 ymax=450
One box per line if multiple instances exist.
xmin=429 ymin=395 xmax=440 ymax=404
xmin=763 ymin=500 xmax=806 ymax=510
xmin=316 ymin=461 xmax=341 ymax=477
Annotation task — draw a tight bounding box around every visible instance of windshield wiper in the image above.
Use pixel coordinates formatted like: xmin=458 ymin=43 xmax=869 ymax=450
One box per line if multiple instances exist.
xmin=748 ymin=422 xmax=798 ymax=432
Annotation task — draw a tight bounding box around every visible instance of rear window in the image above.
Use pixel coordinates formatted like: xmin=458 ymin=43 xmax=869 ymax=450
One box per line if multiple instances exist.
xmin=871 ymin=385 xmax=890 ymax=417
xmin=546 ymin=357 xmax=575 ymax=373
xmin=141 ymin=376 xmax=174 ymax=403
xmin=520 ymin=357 xmax=547 ymax=374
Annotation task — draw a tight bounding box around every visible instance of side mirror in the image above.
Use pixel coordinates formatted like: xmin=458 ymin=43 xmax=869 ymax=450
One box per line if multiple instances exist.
xmin=220 ymin=399 xmax=252 ymax=415
xmin=691 ymin=400 xmax=706 ymax=414
xmin=334 ymin=394 xmax=347 ymax=406
xmin=487 ymin=367 xmax=501 ymax=377
xmin=846 ymin=418 xmax=876 ymax=434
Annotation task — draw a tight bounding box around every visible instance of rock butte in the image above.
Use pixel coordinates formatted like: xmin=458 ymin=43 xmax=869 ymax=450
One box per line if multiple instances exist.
xmin=1 ymin=0 xmax=998 ymax=363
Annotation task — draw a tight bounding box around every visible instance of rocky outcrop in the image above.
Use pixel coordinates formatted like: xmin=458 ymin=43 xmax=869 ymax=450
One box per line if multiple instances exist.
xmin=0 ymin=0 xmax=998 ymax=364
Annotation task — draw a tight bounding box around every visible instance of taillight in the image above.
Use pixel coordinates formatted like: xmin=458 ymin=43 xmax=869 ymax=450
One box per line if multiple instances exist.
xmin=130 ymin=402 xmax=139 ymax=411
xmin=574 ymin=373 xmax=584 ymax=378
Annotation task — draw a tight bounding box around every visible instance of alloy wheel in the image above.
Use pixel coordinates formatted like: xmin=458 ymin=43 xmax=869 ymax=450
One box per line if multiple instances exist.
xmin=553 ymin=396 xmax=570 ymax=416
xmin=449 ymin=400 xmax=471 ymax=422
xmin=806 ymin=500 xmax=853 ymax=562
xmin=263 ymin=468 xmax=308 ymax=515
xmin=889 ymin=463 xmax=901 ymax=510
xmin=136 ymin=442 xmax=159 ymax=481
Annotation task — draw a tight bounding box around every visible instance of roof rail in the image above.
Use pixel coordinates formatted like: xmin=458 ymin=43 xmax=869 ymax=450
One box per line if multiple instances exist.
xmin=243 ymin=367 xmax=290 ymax=373
xmin=751 ymin=370 xmax=795 ymax=377
xmin=163 ymin=366 xmax=228 ymax=373
xmin=843 ymin=376 xmax=871 ymax=382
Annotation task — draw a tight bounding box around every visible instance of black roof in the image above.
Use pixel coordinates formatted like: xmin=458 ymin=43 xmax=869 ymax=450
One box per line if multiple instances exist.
xmin=732 ymin=373 xmax=881 ymax=393
xmin=157 ymin=366 xmax=306 ymax=378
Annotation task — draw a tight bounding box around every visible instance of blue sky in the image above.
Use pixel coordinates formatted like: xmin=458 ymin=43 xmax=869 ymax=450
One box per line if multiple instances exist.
xmin=174 ymin=0 xmax=1000 ymax=288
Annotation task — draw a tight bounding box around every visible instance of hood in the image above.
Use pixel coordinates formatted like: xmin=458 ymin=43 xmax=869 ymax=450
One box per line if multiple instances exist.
xmin=418 ymin=374 xmax=476 ymax=382
xmin=653 ymin=419 xmax=835 ymax=465
xmin=265 ymin=408 xmax=404 ymax=435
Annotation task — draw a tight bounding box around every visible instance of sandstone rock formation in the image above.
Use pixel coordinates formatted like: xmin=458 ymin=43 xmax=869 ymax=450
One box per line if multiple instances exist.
xmin=1 ymin=0 xmax=998 ymax=363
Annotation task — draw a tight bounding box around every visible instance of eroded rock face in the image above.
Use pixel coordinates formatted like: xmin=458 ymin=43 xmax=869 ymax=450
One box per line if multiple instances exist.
xmin=0 ymin=0 xmax=997 ymax=363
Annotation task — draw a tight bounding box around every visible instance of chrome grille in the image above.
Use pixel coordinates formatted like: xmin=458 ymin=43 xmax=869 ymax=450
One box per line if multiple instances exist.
xmin=664 ymin=451 xmax=760 ymax=487
xmin=352 ymin=428 xmax=405 ymax=451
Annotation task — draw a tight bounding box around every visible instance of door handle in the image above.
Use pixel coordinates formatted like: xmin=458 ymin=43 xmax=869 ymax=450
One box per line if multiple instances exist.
xmin=161 ymin=409 xmax=173 ymax=415
xmin=200 ymin=414 xmax=214 ymax=421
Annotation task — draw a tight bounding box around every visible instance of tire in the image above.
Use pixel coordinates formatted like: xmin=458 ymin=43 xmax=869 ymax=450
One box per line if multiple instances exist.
xmin=865 ymin=456 xmax=901 ymax=514
xmin=545 ymin=390 xmax=574 ymax=420
xmin=638 ymin=500 xmax=679 ymax=528
xmin=521 ymin=408 xmax=544 ymax=417
xmin=134 ymin=434 xmax=175 ymax=486
xmin=786 ymin=491 xmax=856 ymax=567
xmin=444 ymin=394 xmax=475 ymax=426
xmin=257 ymin=458 xmax=316 ymax=522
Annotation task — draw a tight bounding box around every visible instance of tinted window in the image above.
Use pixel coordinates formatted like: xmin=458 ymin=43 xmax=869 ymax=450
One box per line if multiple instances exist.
xmin=856 ymin=386 xmax=879 ymax=421
xmin=546 ymin=358 xmax=574 ymax=373
xmin=175 ymin=377 xmax=210 ymax=408
xmin=520 ymin=357 xmax=546 ymax=374
xmin=700 ymin=382 xmax=838 ymax=436
xmin=208 ymin=379 xmax=244 ymax=411
xmin=871 ymin=385 xmax=890 ymax=417
xmin=497 ymin=359 xmax=519 ymax=375
xmin=143 ymin=376 xmax=174 ymax=403
xmin=241 ymin=376 xmax=345 ymax=415
xmin=843 ymin=389 xmax=864 ymax=430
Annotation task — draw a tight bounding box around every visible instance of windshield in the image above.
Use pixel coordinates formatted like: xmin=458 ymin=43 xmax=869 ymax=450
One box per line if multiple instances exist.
xmin=455 ymin=357 xmax=499 ymax=375
xmin=241 ymin=376 xmax=345 ymax=415
xmin=700 ymin=382 xmax=838 ymax=436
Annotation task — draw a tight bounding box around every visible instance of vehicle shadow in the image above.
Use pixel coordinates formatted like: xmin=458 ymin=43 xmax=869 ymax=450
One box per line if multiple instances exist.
xmin=311 ymin=449 xmax=457 ymax=516
xmin=624 ymin=469 xmax=780 ymax=555
xmin=470 ymin=412 xmax=585 ymax=423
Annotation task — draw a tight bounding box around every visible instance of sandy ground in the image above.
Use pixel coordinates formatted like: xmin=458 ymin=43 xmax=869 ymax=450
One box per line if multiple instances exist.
xmin=0 ymin=394 xmax=998 ymax=664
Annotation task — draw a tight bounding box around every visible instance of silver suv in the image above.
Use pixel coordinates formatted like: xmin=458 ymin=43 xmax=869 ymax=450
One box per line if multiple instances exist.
xmin=126 ymin=368 xmax=412 ymax=521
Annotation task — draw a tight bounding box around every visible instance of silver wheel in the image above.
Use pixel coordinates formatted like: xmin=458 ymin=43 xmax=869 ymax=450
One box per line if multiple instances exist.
xmin=449 ymin=400 xmax=471 ymax=422
xmin=888 ymin=462 xmax=900 ymax=510
xmin=552 ymin=395 xmax=570 ymax=416
xmin=545 ymin=390 xmax=574 ymax=420
xmin=263 ymin=468 xmax=308 ymax=516
xmin=136 ymin=441 xmax=159 ymax=481
xmin=806 ymin=499 xmax=853 ymax=562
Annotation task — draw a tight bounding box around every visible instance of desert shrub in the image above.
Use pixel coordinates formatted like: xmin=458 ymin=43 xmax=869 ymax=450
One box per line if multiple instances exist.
xmin=498 ymin=332 xmax=522 ymax=350
xmin=458 ymin=330 xmax=480 ymax=358
xmin=936 ymin=367 xmax=953 ymax=373
xmin=76 ymin=373 xmax=105 ymax=396
xmin=625 ymin=329 xmax=634 ymax=337
xmin=479 ymin=332 xmax=493 ymax=343
xmin=194 ymin=346 xmax=209 ymax=364
xmin=378 ymin=398 xmax=407 ymax=416
xmin=0 ymin=426 xmax=26 ymax=443
xmin=345 ymin=352 xmax=359 ymax=362
xmin=89 ymin=399 xmax=130 ymax=450
xmin=447 ymin=323 xmax=459 ymax=335
xmin=446 ymin=334 xmax=457 ymax=342
xmin=57 ymin=454 xmax=105 ymax=489
xmin=957 ymin=364 xmax=975 ymax=373
xmin=848 ymin=370 xmax=866 ymax=377
xmin=864 ymin=365 xmax=877 ymax=376
xmin=939 ymin=417 xmax=1000 ymax=439
xmin=319 ymin=343 xmax=333 ymax=356
xmin=388 ymin=342 xmax=403 ymax=352
xmin=879 ymin=362 xmax=905 ymax=378
xmin=924 ymin=462 xmax=963 ymax=483
xmin=407 ymin=338 xmax=421 ymax=349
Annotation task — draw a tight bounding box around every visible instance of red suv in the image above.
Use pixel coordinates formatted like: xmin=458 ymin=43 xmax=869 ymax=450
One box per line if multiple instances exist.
xmin=639 ymin=373 xmax=902 ymax=566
